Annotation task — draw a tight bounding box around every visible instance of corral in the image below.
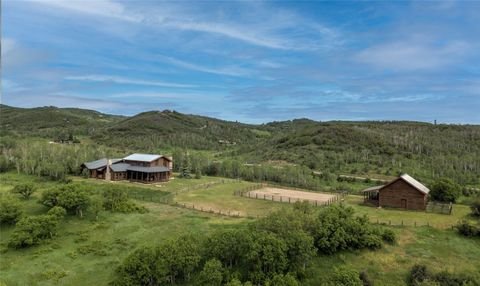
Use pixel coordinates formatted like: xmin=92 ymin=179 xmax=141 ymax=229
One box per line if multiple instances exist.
xmin=246 ymin=187 xmax=338 ymax=205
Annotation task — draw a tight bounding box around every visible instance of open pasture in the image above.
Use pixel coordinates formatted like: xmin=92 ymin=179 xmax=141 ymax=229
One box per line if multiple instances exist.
xmin=246 ymin=187 xmax=337 ymax=205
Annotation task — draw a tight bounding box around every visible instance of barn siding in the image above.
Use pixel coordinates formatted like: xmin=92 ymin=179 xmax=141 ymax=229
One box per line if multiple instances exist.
xmin=379 ymin=179 xmax=427 ymax=210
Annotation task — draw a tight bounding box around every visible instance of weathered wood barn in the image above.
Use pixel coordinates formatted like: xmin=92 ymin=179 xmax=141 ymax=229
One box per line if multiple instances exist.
xmin=362 ymin=174 xmax=430 ymax=210
xmin=81 ymin=153 xmax=173 ymax=183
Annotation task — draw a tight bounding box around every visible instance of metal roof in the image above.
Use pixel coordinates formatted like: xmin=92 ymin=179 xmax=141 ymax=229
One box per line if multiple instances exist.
xmin=399 ymin=173 xmax=430 ymax=194
xmin=126 ymin=165 xmax=170 ymax=173
xmin=82 ymin=158 xmax=121 ymax=170
xmin=110 ymin=163 xmax=130 ymax=172
xmin=123 ymin=153 xmax=162 ymax=162
xmin=361 ymin=185 xmax=383 ymax=193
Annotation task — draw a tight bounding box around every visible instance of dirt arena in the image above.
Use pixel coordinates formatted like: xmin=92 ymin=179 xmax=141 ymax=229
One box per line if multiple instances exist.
xmin=247 ymin=187 xmax=336 ymax=204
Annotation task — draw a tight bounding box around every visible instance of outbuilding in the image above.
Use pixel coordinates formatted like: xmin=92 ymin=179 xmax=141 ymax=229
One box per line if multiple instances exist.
xmin=362 ymin=174 xmax=430 ymax=210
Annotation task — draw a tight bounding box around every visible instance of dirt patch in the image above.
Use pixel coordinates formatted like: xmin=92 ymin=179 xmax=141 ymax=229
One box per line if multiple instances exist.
xmin=247 ymin=187 xmax=336 ymax=204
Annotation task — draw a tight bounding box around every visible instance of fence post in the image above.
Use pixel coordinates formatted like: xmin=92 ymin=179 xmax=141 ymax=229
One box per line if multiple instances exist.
xmin=401 ymin=220 xmax=403 ymax=226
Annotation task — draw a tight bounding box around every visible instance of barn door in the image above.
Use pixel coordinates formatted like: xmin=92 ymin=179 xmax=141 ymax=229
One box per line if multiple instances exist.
xmin=401 ymin=199 xmax=407 ymax=209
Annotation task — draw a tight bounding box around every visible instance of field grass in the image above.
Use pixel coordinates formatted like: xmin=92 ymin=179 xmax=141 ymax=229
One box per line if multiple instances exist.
xmin=1 ymin=172 xmax=479 ymax=286
xmin=304 ymin=227 xmax=480 ymax=286
xmin=174 ymin=181 xmax=292 ymax=217
xmin=344 ymin=195 xmax=474 ymax=229
xmin=0 ymin=173 xmax=250 ymax=286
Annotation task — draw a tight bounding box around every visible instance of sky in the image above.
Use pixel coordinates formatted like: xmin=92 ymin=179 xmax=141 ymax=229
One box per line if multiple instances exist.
xmin=2 ymin=0 xmax=480 ymax=124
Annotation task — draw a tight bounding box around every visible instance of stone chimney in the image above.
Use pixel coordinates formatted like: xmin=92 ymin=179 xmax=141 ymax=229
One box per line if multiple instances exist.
xmin=105 ymin=158 xmax=111 ymax=181
xmin=167 ymin=156 xmax=173 ymax=170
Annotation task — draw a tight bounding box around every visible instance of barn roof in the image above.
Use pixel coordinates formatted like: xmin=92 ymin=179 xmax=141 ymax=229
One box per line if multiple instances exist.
xmin=123 ymin=153 xmax=162 ymax=162
xmin=110 ymin=163 xmax=130 ymax=172
xmin=361 ymin=185 xmax=383 ymax=193
xmin=398 ymin=173 xmax=430 ymax=194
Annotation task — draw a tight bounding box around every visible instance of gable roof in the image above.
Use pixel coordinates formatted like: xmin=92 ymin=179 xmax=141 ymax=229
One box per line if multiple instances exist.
xmin=123 ymin=153 xmax=162 ymax=162
xmin=361 ymin=185 xmax=383 ymax=193
xmin=82 ymin=158 xmax=122 ymax=170
xmin=380 ymin=173 xmax=430 ymax=195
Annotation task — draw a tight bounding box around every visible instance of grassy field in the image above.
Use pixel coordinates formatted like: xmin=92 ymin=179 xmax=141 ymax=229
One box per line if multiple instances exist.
xmin=1 ymin=172 xmax=479 ymax=285
xmin=0 ymin=173 xmax=251 ymax=286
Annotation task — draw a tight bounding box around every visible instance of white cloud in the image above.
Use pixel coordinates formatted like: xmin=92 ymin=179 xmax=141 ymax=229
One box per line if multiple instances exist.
xmin=27 ymin=0 xmax=140 ymax=22
xmin=355 ymin=40 xmax=470 ymax=71
xmin=64 ymin=74 xmax=196 ymax=88
xmin=156 ymin=56 xmax=252 ymax=77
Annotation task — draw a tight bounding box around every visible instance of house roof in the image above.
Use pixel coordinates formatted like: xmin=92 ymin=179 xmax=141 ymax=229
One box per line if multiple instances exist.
xmin=82 ymin=158 xmax=122 ymax=170
xmin=397 ymin=173 xmax=430 ymax=194
xmin=126 ymin=165 xmax=170 ymax=173
xmin=110 ymin=163 xmax=130 ymax=172
xmin=361 ymin=185 xmax=383 ymax=193
xmin=123 ymin=153 xmax=162 ymax=162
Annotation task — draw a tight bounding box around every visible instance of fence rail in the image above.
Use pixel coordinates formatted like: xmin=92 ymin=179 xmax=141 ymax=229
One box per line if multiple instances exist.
xmin=372 ymin=218 xmax=457 ymax=229
xmin=426 ymin=201 xmax=453 ymax=215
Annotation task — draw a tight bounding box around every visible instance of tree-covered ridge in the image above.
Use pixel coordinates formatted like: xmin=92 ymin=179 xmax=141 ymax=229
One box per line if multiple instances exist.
xmin=0 ymin=104 xmax=124 ymax=137
xmin=1 ymin=104 xmax=479 ymax=185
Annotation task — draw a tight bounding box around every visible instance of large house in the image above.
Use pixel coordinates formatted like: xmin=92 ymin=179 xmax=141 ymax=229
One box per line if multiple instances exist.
xmin=81 ymin=153 xmax=173 ymax=183
xmin=362 ymin=174 xmax=430 ymax=210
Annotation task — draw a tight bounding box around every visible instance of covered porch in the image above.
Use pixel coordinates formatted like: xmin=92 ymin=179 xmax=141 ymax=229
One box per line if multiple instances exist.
xmin=126 ymin=170 xmax=170 ymax=183
xmin=362 ymin=185 xmax=382 ymax=206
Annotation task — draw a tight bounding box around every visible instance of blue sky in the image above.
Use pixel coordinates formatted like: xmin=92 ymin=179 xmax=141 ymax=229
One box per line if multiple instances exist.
xmin=2 ymin=0 xmax=480 ymax=123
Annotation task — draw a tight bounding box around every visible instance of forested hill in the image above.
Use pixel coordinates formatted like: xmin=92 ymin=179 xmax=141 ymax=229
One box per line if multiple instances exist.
xmin=1 ymin=104 xmax=479 ymax=184
xmin=0 ymin=104 xmax=124 ymax=137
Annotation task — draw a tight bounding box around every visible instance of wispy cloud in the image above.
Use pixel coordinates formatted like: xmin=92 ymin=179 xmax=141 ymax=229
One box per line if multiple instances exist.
xmin=156 ymin=56 xmax=252 ymax=77
xmin=355 ymin=40 xmax=471 ymax=71
xmin=64 ymin=75 xmax=196 ymax=88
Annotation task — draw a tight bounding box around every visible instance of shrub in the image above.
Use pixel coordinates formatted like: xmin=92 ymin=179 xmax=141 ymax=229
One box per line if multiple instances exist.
xmin=408 ymin=264 xmax=429 ymax=286
xmin=429 ymin=178 xmax=461 ymax=203
xmin=197 ymin=259 xmax=223 ymax=286
xmin=455 ymin=220 xmax=479 ymax=237
xmin=381 ymin=228 xmax=396 ymax=244
xmin=103 ymin=188 xmax=146 ymax=213
xmin=329 ymin=266 xmax=363 ymax=286
xmin=471 ymin=198 xmax=480 ymax=217
xmin=8 ymin=209 xmax=65 ymax=248
xmin=11 ymin=183 xmax=36 ymax=199
xmin=0 ymin=195 xmax=23 ymax=224
xmin=360 ymin=270 xmax=374 ymax=286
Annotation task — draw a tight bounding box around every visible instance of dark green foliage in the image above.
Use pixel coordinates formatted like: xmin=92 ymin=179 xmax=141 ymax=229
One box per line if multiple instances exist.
xmin=102 ymin=187 xmax=146 ymax=213
xmin=0 ymin=195 xmax=23 ymax=224
xmin=360 ymin=270 xmax=374 ymax=286
xmin=113 ymin=234 xmax=201 ymax=285
xmin=471 ymin=198 xmax=480 ymax=217
xmin=197 ymin=259 xmax=223 ymax=286
xmin=8 ymin=207 xmax=65 ymax=248
xmin=455 ymin=220 xmax=480 ymax=237
xmin=11 ymin=183 xmax=36 ymax=199
xmin=265 ymin=273 xmax=300 ymax=286
xmin=328 ymin=266 xmax=363 ymax=286
xmin=407 ymin=264 xmax=480 ymax=286
xmin=41 ymin=185 xmax=90 ymax=217
xmin=312 ymin=205 xmax=385 ymax=254
xmin=430 ymin=178 xmax=461 ymax=203
xmin=380 ymin=228 xmax=397 ymax=244
xmin=408 ymin=264 xmax=430 ymax=286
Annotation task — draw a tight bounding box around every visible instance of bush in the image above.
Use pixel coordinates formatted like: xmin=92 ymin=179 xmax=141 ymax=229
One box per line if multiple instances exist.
xmin=11 ymin=183 xmax=36 ymax=199
xmin=103 ymin=188 xmax=146 ymax=213
xmin=8 ymin=208 xmax=65 ymax=248
xmin=0 ymin=195 xmax=23 ymax=224
xmin=408 ymin=264 xmax=429 ymax=286
xmin=455 ymin=220 xmax=479 ymax=237
xmin=471 ymin=198 xmax=480 ymax=217
xmin=41 ymin=185 xmax=89 ymax=217
xmin=329 ymin=266 xmax=363 ymax=286
xmin=360 ymin=270 xmax=374 ymax=286
xmin=381 ymin=228 xmax=396 ymax=244
xmin=429 ymin=178 xmax=461 ymax=203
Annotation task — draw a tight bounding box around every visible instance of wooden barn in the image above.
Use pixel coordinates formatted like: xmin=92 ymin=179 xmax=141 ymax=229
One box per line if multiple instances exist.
xmin=81 ymin=153 xmax=173 ymax=183
xmin=362 ymin=174 xmax=430 ymax=211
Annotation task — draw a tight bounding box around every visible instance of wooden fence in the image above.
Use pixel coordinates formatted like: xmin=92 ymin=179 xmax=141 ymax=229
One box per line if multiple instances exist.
xmin=426 ymin=201 xmax=453 ymax=215
xmin=372 ymin=218 xmax=457 ymax=229
xmin=233 ymin=184 xmax=348 ymax=207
